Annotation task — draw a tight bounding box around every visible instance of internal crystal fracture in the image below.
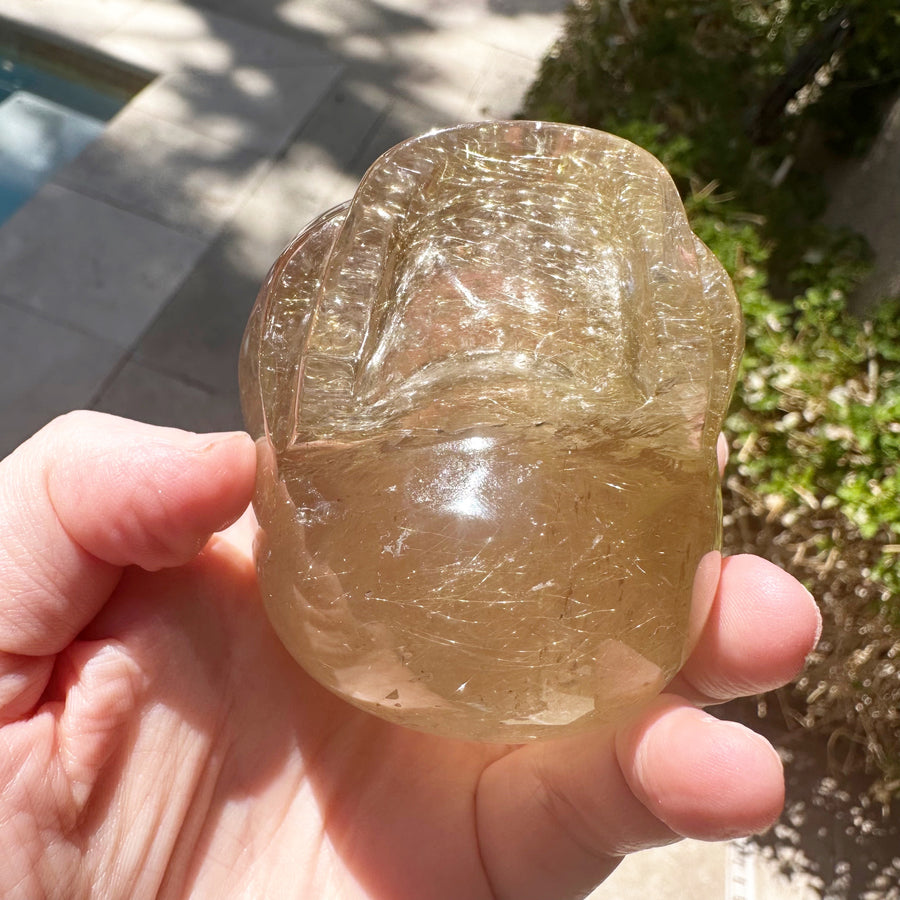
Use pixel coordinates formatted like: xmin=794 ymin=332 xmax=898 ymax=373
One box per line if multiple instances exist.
xmin=239 ymin=121 xmax=743 ymax=742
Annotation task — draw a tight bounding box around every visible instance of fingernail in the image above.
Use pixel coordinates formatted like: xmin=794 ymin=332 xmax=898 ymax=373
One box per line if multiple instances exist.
xmin=184 ymin=431 xmax=252 ymax=453
xmin=803 ymin=587 xmax=823 ymax=646
xmin=714 ymin=718 xmax=785 ymax=770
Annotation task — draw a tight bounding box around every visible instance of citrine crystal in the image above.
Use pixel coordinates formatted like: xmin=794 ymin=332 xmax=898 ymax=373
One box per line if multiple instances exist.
xmin=239 ymin=121 xmax=743 ymax=742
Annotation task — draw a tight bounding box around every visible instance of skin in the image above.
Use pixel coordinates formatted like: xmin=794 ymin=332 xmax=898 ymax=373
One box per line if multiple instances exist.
xmin=0 ymin=412 xmax=821 ymax=900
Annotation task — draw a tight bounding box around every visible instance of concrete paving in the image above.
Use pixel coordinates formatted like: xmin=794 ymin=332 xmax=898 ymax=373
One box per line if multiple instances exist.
xmin=0 ymin=2 xmax=820 ymax=897
xmin=589 ymin=838 xmax=820 ymax=900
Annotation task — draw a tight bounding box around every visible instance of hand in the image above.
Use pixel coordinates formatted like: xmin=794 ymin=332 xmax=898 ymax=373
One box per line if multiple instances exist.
xmin=0 ymin=412 xmax=819 ymax=900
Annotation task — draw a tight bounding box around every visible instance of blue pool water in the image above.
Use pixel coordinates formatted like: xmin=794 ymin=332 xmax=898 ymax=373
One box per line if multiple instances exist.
xmin=0 ymin=30 xmax=150 ymax=226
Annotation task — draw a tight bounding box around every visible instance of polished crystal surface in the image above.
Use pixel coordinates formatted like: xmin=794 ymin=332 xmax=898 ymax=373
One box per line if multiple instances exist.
xmin=239 ymin=121 xmax=743 ymax=742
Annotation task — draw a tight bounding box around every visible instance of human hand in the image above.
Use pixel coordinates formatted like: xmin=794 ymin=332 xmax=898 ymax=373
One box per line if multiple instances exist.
xmin=0 ymin=412 xmax=819 ymax=900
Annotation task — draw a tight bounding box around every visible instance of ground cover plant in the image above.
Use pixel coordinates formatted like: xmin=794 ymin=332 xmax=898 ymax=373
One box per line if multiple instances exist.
xmin=522 ymin=0 xmax=900 ymax=803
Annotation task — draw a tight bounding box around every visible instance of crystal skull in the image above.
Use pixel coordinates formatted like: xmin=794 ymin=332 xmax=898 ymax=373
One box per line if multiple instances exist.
xmin=239 ymin=121 xmax=743 ymax=742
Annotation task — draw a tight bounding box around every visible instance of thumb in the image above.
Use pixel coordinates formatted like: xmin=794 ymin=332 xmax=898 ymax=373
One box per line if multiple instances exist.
xmin=0 ymin=411 xmax=255 ymax=657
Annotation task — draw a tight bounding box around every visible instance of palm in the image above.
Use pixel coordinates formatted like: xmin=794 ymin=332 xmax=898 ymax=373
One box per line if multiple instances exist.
xmin=3 ymin=529 xmax=502 ymax=899
xmin=0 ymin=414 xmax=820 ymax=900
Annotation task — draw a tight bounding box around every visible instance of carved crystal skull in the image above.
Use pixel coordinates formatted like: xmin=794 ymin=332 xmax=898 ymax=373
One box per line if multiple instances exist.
xmin=239 ymin=121 xmax=743 ymax=742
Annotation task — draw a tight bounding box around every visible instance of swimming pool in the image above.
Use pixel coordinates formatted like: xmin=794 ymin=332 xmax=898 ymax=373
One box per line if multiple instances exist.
xmin=0 ymin=20 xmax=152 ymax=225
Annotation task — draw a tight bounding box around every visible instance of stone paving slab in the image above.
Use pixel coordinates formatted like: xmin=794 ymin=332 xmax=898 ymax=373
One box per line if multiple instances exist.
xmin=54 ymin=107 xmax=271 ymax=238
xmin=127 ymin=62 xmax=344 ymax=154
xmin=97 ymin=0 xmax=336 ymax=72
xmin=130 ymin=229 xmax=275 ymax=395
xmin=92 ymin=357 xmax=243 ymax=432
xmin=1 ymin=0 xmax=147 ymax=42
xmin=246 ymin=78 xmax=387 ymax=214
xmin=0 ymin=298 xmax=121 ymax=456
xmin=0 ymin=182 xmax=206 ymax=342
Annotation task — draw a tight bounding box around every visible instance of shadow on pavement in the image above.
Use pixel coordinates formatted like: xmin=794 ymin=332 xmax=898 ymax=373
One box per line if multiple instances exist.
xmin=724 ymin=697 xmax=900 ymax=899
